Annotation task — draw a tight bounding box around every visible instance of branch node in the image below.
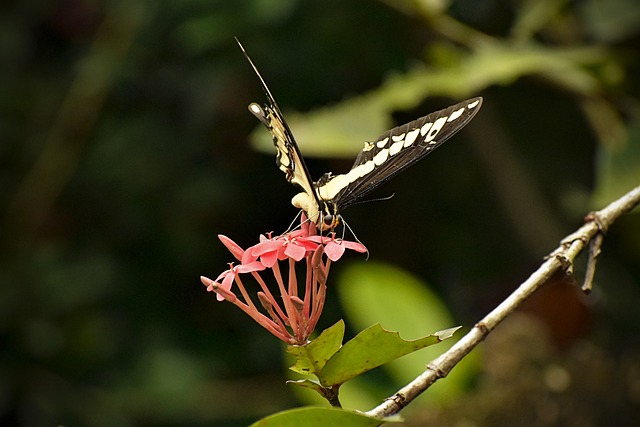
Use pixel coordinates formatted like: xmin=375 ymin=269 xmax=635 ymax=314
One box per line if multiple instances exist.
xmin=475 ymin=321 xmax=490 ymax=336
xmin=584 ymin=211 xmax=609 ymax=234
xmin=426 ymin=362 xmax=447 ymax=379
xmin=560 ymin=230 xmax=588 ymax=248
xmin=554 ymin=253 xmax=574 ymax=274
xmin=388 ymin=392 xmax=406 ymax=406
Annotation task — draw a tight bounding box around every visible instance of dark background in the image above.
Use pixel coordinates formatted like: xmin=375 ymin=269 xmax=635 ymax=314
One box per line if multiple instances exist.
xmin=2 ymin=0 xmax=640 ymax=425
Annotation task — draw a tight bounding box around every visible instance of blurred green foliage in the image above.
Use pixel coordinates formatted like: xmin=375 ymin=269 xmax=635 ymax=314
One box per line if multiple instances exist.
xmin=1 ymin=0 xmax=640 ymax=425
xmin=336 ymin=263 xmax=478 ymax=409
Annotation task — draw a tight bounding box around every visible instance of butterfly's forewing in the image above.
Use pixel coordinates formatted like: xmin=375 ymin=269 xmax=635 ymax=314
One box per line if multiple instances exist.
xmin=237 ymin=39 xmax=319 ymax=210
xmin=316 ymin=97 xmax=482 ymax=210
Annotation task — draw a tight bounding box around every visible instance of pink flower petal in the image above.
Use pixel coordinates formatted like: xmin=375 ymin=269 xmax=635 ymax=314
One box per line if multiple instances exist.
xmin=295 ymin=237 xmax=321 ymax=251
xmin=251 ymin=239 xmax=284 ymax=256
xmin=341 ymin=240 xmax=368 ymax=253
xmin=241 ymin=250 xmax=258 ymax=265
xmin=201 ymin=275 xmax=236 ymax=302
xmin=324 ymin=242 xmax=346 ymax=261
xmin=214 ymin=269 xmax=232 ymax=283
xmin=307 ymin=235 xmax=331 ymax=245
xmin=260 ymin=251 xmax=279 ymax=268
xmin=276 ymin=245 xmax=289 ymax=261
xmin=218 ymin=235 xmax=244 ymax=261
xmin=284 ymin=243 xmax=306 ymax=261
xmin=237 ymin=261 xmax=266 ymax=273
xmin=218 ymin=271 xmax=236 ymax=301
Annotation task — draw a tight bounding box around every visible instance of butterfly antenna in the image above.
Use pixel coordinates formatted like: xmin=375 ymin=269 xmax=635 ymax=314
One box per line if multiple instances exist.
xmin=281 ymin=210 xmax=304 ymax=235
xmin=349 ymin=193 xmax=395 ymax=208
xmin=235 ymin=37 xmax=280 ymax=109
xmin=281 ymin=209 xmax=320 ymax=237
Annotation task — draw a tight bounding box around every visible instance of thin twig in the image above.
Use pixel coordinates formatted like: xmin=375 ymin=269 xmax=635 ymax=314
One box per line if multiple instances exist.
xmin=366 ymin=184 xmax=640 ymax=419
xmin=583 ymin=233 xmax=603 ymax=293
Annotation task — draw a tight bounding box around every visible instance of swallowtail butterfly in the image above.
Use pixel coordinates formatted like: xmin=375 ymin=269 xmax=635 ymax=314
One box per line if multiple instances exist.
xmin=239 ymin=40 xmax=482 ymax=230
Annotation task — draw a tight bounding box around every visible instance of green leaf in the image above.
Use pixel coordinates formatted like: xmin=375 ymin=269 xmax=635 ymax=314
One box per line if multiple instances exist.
xmin=286 ymin=320 xmax=345 ymax=375
xmin=339 ymin=262 xmax=456 ymax=343
xmin=250 ymin=406 xmax=401 ymax=427
xmin=337 ymin=262 xmax=480 ymax=405
xmin=318 ymin=323 xmax=460 ymax=387
xmin=286 ymin=379 xmax=325 ymax=395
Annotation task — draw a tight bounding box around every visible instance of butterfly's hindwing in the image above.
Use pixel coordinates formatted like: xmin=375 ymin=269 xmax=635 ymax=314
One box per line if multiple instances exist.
xmin=316 ymin=97 xmax=482 ymax=210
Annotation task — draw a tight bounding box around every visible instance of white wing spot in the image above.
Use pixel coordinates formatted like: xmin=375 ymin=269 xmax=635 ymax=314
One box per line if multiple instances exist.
xmin=447 ymin=107 xmax=464 ymax=122
xmin=389 ymin=140 xmax=404 ymax=156
xmin=279 ymin=155 xmax=290 ymax=167
xmin=376 ymin=137 xmax=389 ymax=149
xmin=427 ymin=117 xmax=447 ymax=142
xmin=420 ymin=122 xmax=432 ymax=136
xmin=313 ymin=98 xmax=483 ymax=204
xmin=351 ymin=161 xmax=374 ymax=178
xmin=317 ymin=161 xmax=375 ymax=200
xmin=373 ymin=148 xmax=389 ymax=165
xmin=391 ymin=133 xmax=405 ymax=142
xmin=468 ymin=99 xmax=480 ymax=109
xmin=249 ymin=103 xmax=263 ymax=116
xmin=404 ymin=129 xmax=419 ymax=147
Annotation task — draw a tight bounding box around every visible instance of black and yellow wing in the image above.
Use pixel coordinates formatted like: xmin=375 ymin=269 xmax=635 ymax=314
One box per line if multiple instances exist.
xmin=239 ymin=40 xmax=482 ymax=230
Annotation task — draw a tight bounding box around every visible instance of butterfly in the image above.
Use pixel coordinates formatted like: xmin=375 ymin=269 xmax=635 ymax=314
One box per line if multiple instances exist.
xmin=238 ymin=40 xmax=482 ymax=230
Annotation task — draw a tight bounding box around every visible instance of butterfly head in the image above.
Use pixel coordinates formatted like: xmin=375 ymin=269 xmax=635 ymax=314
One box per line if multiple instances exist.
xmin=319 ymin=201 xmax=341 ymax=231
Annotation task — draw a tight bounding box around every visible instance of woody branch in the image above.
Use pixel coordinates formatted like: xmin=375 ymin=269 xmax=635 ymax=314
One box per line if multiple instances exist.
xmin=366 ymin=184 xmax=640 ymax=419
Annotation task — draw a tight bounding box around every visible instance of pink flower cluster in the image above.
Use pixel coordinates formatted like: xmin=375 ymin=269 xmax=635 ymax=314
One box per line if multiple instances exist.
xmin=201 ymin=219 xmax=367 ymax=344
